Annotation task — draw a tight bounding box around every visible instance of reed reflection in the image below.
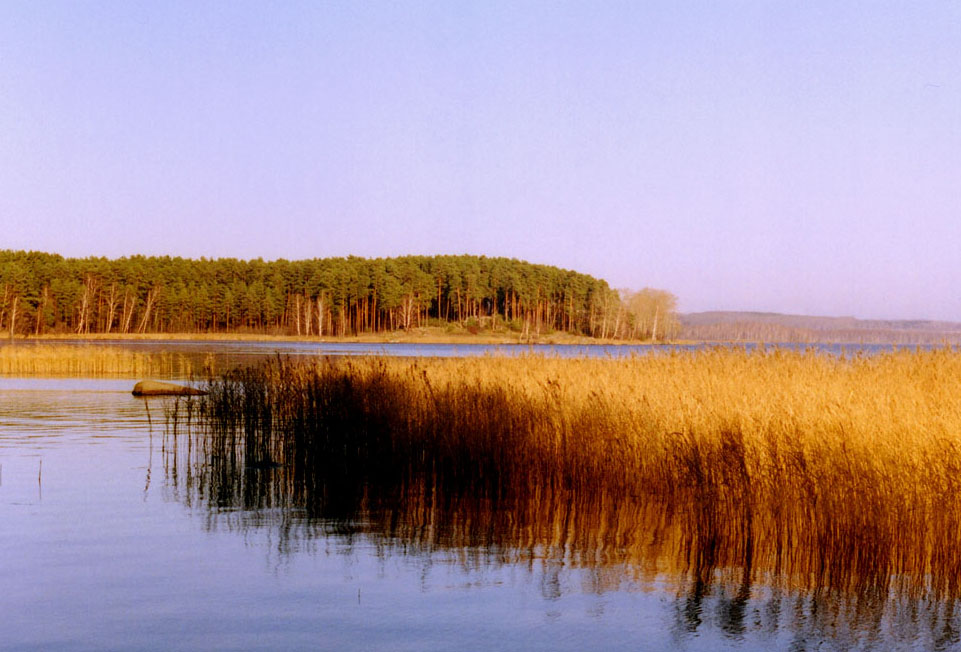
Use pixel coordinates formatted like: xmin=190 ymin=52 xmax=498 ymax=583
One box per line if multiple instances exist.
xmin=164 ymin=354 xmax=961 ymax=646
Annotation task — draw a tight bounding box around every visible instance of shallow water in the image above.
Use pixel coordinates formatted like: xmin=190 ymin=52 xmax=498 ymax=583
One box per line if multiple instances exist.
xmin=2 ymin=376 xmax=959 ymax=650
xmin=1 ymin=337 xmax=924 ymax=361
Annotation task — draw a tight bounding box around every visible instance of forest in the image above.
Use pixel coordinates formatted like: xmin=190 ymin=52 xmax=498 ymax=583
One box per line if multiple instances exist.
xmin=0 ymin=250 xmax=678 ymax=340
xmin=679 ymin=312 xmax=961 ymax=345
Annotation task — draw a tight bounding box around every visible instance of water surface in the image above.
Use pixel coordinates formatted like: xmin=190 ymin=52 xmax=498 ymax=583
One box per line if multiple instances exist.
xmin=0 ymin=339 xmax=930 ymax=376
xmin=1 ymin=368 xmax=958 ymax=650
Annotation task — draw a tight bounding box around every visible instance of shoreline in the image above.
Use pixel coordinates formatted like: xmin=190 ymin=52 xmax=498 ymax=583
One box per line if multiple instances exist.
xmin=8 ymin=328 xmax=681 ymax=347
xmin=7 ymin=332 xmax=947 ymax=348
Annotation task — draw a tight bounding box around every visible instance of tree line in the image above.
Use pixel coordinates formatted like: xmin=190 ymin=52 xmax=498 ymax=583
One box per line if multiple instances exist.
xmin=0 ymin=250 xmax=678 ymax=340
xmin=680 ymin=320 xmax=961 ymax=345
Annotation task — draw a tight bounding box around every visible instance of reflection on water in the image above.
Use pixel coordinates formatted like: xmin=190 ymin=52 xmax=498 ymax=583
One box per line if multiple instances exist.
xmin=6 ymin=364 xmax=961 ymax=649
xmin=162 ymin=392 xmax=961 ymax=650
xmin=0 ymin=379 xmax=150 ymax=444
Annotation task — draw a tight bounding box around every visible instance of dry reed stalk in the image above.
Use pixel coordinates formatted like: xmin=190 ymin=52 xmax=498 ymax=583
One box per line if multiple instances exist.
xmin=170 ymin=348 xmax=961 ymax=600
xmin=0 ymin=344 xmax=195 ymax=377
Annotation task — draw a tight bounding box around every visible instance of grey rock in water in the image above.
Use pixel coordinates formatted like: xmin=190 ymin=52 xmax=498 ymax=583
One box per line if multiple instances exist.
xmin=132 ymin=380 xmax=207 ymax=397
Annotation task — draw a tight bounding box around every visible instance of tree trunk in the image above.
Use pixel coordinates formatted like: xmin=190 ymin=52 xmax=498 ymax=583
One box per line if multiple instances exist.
xmin=35 ymin=286 xmax=49 ymax=335
xmin=121 ymin=289 xmax=136 ymax=334
xmin=104 ymin=283 xmax=118 ymax=334
xmin=76 ymin=276 xmax=97 ymax=334
xmin=0 ymin=285 xmax=9 ymax=330
xmin=8 ymin=295 xmax=18 ymax=338
xmin=293 ymin=294 xmax=302 ymax=336
xmin=137 ymin=287 xmax=158 ymax=334
xmin=316 ymin=293 xmax=325 ymax=337
xmin=303 ymin=291 xmax=312 ymax=336
xmin=402 ymin=295 xmax=416 ymax=330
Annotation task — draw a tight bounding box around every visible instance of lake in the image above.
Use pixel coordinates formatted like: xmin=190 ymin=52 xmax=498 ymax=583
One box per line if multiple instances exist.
xmin=1 ymin=343 xmax=957 ymax=651
xmin=2 ymin=338 xmax=925 ymax=370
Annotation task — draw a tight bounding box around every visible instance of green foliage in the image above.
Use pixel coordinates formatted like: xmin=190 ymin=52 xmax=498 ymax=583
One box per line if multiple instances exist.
xmin=0 ymin=250 xmax=673 ymax=339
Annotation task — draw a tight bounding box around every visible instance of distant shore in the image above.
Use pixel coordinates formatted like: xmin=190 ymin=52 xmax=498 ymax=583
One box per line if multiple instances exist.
xmin=9 ymin=327 xmax=677 ymax=347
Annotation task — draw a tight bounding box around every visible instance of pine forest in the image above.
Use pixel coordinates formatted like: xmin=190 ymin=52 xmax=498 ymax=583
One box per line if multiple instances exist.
xmin=0 ymin=250 xmax=678 ymax=340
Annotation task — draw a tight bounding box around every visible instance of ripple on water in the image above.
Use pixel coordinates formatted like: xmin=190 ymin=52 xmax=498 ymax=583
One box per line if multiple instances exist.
xmin=0 ymin=378 xmax=172 ymax=446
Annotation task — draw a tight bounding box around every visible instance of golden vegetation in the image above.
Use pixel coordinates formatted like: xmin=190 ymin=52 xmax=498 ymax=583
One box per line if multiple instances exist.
xmin=0 ymin=344 xmax=195 ymax=377
xmin=172 ymin=348 xmax=961 ymax=601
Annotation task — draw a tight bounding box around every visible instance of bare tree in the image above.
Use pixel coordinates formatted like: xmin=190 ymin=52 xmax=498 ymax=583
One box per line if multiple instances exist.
xmin=401 ymin=294 xmax=417 ymax=330
xmin=624 ymin=288 xmax=678 ymax=341
xmin=316 ymin=292 xmax=326 ymax=337
xmin=0 ymin=284 xmax=10 ymax=332
xmin=303 ymin=290 xmax=312 ymax=336
xmin=293 ymin=294 xmax=302 ymax=336
xmin=8 ymin=293 xmax=19 ymax=338
xmin=103 ymin=283 xmax=119 ymax=334
xmin=76 ymin=275 xmax=99 ymax=334
xmin=120 ymin=287 xmax=136 ymax=334
xmin=137 ymin=286 xmax=159 ymax=334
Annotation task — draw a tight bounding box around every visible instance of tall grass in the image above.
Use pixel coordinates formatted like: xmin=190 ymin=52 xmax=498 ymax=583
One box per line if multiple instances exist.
xmin=169 ymin=348 xmax=961 ymax=600
xmin=0 ymin=344 xmax=196 ymax=377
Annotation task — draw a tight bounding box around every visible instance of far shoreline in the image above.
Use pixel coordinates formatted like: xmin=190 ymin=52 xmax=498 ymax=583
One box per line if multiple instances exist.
xmin=6 ymin=327 xmax=688 ymax=347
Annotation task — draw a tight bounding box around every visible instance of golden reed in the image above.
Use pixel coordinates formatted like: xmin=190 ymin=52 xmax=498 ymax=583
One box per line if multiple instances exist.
xmin=0 ymin=344 xmax=195 ymax=377
xmin=172 ymin=348 xmax=961 ymax=600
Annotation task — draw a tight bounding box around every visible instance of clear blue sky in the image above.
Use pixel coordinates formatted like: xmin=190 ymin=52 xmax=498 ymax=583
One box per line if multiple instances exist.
xmin=2 ymin=2 xmax=959 ymax=320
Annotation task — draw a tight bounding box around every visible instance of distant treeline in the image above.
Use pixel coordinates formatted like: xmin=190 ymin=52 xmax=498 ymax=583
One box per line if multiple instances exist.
xmin=682 ymin=311 xmax=961 ymax=333
xmin=681 ymin=312 xmax=961 ymax=345
xmin=0 ymin=250 xmax=677 ymax=339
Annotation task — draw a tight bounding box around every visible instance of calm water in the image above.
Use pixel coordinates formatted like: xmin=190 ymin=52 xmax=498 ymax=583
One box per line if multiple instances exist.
xmin=0 ymin=338 xmax=931 ymax=373
xmin=1 ymin=345 xmax=958 ymax=651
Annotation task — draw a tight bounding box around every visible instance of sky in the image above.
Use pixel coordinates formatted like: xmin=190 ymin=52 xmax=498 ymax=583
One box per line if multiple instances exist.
xmin=1 ymin=2 xmax=959 ymax=320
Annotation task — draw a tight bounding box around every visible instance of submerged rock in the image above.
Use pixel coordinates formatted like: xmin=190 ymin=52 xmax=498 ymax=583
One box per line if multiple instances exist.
xmin=132 ymin=380 xmax=207 ymax=397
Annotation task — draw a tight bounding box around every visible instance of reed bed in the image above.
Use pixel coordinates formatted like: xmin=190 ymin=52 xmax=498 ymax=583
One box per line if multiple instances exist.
xmin=168 ymin=348 xmax=961 ymax=601
xmin=0 ymin=344 xmax=196 ymax=377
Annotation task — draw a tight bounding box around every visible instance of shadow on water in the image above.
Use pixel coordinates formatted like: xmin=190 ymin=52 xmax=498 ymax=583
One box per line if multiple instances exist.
xmin=162 ymin=357 xmax=961 ymax=648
